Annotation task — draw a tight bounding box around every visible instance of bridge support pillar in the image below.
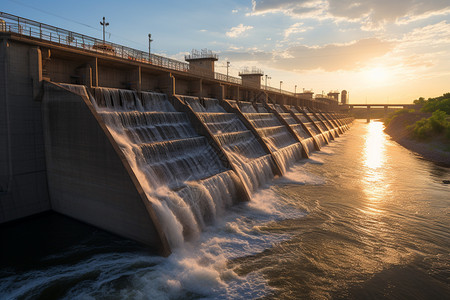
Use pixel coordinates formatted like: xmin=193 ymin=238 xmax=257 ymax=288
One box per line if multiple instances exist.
xmin=158 ymin=73 xmax=175 ymax=96
xmin=214 ymin=84 xmax=224 ymax=101
xmin=89 ymin=58 xmax=98 ymax=87
xmin=29 ymin=47 xmax=42 ymax=100
xmin=129 ymin=66 xmax=141 ymax=92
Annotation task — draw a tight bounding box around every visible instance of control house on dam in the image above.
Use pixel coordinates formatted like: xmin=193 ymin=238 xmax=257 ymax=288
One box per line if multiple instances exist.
xmin=0 ymin=12 xmax=353 ymax=256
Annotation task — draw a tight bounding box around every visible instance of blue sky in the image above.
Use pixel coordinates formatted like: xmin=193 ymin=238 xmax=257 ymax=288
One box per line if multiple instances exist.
xmin=3 ymin=0 xmax=450 ymax=103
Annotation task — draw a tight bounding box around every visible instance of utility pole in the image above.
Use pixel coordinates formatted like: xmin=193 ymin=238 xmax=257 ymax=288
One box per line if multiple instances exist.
xmin=100 ymin=17 xmax=109 ymax=44
xmin=226 ymin=61 xmax=230 ymax=81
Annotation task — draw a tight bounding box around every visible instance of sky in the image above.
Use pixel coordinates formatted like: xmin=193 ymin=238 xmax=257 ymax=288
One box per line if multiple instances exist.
xmin=3 ymin=0 xmax=450 ymax=104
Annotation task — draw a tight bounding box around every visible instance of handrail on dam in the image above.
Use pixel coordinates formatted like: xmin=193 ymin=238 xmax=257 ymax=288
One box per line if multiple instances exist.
xmin=0 ymin=11 xmax=309 ymax=98
xmin=0 ymin=11 xmax=189 ymax=71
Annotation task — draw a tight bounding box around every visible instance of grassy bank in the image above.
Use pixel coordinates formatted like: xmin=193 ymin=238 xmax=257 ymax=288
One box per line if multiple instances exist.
xmin=383 ymin=93 xmax=450 ymax=166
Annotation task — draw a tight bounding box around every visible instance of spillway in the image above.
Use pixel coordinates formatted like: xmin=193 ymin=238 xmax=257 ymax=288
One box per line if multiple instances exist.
xmin=90 ymin=88 xmax=246 ymax=247
xmin=39 ymin=84 xmax=352 ymax=254
xmin=272 ymin=105 xmax=317 ymax=156
xmin=290 ymin=106 xmax=328 ymax=148
xmin=183 ymin=97 xmax=276 ymax=192
xmin=240 ymin=102 xmax=304 ymax=174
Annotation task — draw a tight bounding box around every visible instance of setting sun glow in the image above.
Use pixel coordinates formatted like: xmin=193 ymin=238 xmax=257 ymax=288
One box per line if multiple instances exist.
xmin=365 ymin=67 xmax=391 ymax=86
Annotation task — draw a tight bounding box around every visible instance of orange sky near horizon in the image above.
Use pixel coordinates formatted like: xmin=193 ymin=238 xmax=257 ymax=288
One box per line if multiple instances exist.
xmin=4 ymin=0 xmax=450 ymax=104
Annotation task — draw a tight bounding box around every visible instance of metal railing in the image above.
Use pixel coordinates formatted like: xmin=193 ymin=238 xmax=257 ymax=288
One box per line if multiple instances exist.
xmin=263 ymin=85 xmax=295 ymax=96
xmin=239 ymin=67 xmax=264 ymax=75
xmin=185 ymin=48 xmax=219 ymax=61
xmin=0 ymin=11 xmax=189 ymax=72
xmin=0 ymin=11 xmax=303 ymax=97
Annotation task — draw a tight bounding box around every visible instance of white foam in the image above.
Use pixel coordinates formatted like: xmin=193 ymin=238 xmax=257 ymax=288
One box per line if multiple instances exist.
xmin=0 ymin=182 xmax=310 ymax=299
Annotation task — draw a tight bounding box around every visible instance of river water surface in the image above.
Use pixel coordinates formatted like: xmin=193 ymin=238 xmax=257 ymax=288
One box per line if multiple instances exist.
xmin=1 ymin=120 xmax=449 ymax=299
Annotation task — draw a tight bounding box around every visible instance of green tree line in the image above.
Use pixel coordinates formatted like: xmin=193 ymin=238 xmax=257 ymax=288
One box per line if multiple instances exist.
xmin=386 ymin=93 xmax=450 ymax=140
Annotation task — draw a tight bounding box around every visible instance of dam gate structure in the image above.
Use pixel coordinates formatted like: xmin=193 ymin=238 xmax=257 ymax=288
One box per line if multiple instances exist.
xmin=0 ymin=12 xmax=353 ymax=255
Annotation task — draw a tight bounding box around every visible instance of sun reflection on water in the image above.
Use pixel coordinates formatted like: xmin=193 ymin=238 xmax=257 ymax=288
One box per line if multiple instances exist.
xmin=364 ymin=122 xmax=387 ymax=170
xmin=361 ymin=121 xmax=390 ymax=214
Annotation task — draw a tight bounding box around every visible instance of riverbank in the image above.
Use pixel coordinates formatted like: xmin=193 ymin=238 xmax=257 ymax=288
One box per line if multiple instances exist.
xmin=384 ymin=112 xmax=450 ymax=167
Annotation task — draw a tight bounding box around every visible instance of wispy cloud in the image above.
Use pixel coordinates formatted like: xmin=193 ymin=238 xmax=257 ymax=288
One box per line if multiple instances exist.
xmin=226 ymin=24 xmax=254 ymax=38
xmin=283 ymin=22 xmax=312 ymax=38
xmin=251 ymin=0 xmax=450 ymax=29
xmin=223 ymin=38 xmax=395 ymax=72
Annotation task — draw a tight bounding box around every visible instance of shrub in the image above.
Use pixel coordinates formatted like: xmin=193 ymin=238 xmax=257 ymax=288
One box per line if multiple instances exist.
xmin=420 ymin=93 xmax=450 ymax=114
xmin=384 ymin=108 xmax=415 ymax=126
xmin=413 ymin=110 xmax=450 ymax=140
xmin=413 ymin=118 xmax=433 ymax=139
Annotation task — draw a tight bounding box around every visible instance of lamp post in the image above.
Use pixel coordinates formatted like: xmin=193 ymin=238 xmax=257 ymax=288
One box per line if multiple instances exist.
xmin=280 ymin=80 xmax=283 ymax=93
xmin=148 ymin=33 xmax=153 ymax=57
xmin=295 ymin=85 xmax=297 ymax=95
xmin=265 ymin=75 xmax=271 ymax=90
xmin=226 ymin=61 xmax=230 ymax=81
xmin=100 ymin=17 xmax=109 ymax=44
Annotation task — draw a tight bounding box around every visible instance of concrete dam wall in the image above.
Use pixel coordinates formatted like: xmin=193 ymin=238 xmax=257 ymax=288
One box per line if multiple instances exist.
xmin=0 ymin=15 xmax=353 ymax=255
xmin=36 ymin=83 xmax=352 ymax=254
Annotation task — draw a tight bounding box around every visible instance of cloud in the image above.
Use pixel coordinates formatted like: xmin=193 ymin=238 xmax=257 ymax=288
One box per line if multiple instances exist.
xmin=222 ymin=38 xmax=395 ymax=72
xmin=400 ymin=20 xmax=450 ymax=45
xmin=226 ymin=24 xmax=254 ymax=38
xmin=251 ymin=0 xmax=450 ymax=29
xmin=283 ymin=22 xmax=312 ymax=38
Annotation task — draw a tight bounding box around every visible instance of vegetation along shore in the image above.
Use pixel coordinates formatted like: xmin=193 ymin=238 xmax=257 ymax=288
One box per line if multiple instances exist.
xmin=383 ymin=93 xmax=450 ymax=167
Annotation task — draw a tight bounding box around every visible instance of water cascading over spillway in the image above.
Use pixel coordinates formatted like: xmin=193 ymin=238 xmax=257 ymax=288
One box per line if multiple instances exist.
xmin=183 ymin=97 xmax=275 ymax=192
xmin=307 ymin=112 xmax=334 ymax=141
xmin=90 ymin=88 xmax=243 ymax=247
xmin=291 ymin=107 xmax=328 ymax=148
xmin=239 ymin=102 xmax=304 ymax=174
xmin=238 ymin=101 xmax=259 ymax=113
xmin=274 ymin=106 xmax=317 ymax=155
xmin=316 ymin=112 xmax=340 ymax=137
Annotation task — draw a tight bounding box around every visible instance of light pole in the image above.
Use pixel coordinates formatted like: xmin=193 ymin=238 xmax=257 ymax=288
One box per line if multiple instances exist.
xmin=148 ymin=33 xmax=153 ymax=58
xmin=226 ymin=61 xmax=230 ymax=81
xmin=295 ymin=85 xmax=297 ymax=94
xmin=100 ymin=17 xmax=109 ymax=44
xmin=280 ymin=81 xmax=283 ymax=93
xmin=265 ymin=75 xmax=271 ymax=90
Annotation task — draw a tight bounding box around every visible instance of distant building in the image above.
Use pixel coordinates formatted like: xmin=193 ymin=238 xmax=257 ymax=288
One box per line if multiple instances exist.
xmin=297 ymin=89 xmax=314 ymax=100
xmin=239 ymin=67 xmax=264 ymax=89
xmin=327 ymin=91 xmax=340 ymax=101
xmin=341 ymin=90 xmax=348 ymax=104
xmin=185 ymin=48 xmax=218 ymax=75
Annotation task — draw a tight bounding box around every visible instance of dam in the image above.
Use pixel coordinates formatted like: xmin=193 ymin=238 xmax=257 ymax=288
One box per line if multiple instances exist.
xmin=0 ymin=12 xmax=353 ymax=256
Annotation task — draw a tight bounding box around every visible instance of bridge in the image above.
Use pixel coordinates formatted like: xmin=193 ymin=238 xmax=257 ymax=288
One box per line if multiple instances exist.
xmin=343 ymin=104 xmax=418 ymax=122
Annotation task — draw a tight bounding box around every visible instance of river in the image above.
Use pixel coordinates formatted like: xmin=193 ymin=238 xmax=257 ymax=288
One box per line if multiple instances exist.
xmin=1 ymin=120 xmax=449 ymax=299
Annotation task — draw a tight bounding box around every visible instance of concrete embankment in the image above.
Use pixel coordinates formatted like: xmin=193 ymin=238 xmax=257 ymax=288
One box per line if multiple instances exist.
xmin=384 ymin=113 xmax=450 ymax=167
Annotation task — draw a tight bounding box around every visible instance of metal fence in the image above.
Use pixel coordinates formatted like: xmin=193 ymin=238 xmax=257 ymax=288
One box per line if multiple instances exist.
xmin=0 ymin=11 xmax=300 ymax=97
xmin=0 ymin=12 xmax=190 ymax=72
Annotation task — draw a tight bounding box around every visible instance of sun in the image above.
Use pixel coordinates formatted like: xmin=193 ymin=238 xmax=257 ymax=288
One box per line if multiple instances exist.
xmin=365 ymin=66 xmax=391 ymax=86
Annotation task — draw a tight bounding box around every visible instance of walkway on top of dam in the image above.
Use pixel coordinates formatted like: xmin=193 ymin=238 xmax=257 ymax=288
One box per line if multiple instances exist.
xmin=0 ymin=11 xmax=301 ymax=97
